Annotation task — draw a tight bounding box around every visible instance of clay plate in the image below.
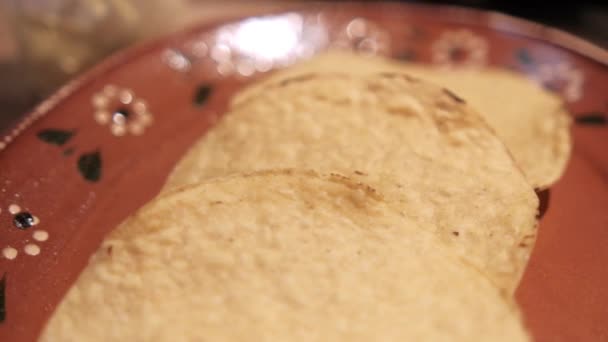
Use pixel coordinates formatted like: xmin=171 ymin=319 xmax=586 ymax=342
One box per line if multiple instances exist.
xmin=1 ymin=3 xmax=607 ymax=341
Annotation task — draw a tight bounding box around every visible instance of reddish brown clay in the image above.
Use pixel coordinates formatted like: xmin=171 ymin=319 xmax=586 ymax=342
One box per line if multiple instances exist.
xmin=1 ymin=3 xmax=607 ymax=341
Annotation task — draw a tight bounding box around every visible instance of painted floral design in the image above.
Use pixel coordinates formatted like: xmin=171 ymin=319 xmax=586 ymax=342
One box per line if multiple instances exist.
xmin=36 ymin=128 xmax=102 ymax=182
xmin=432 ymin=29 xmax=488 ymax=69
xmin=92 ymin=85 xmax=153 ymax=136
xmin=2 ymin=203 xmax=48 ymax=262
xmin=535 ymin=62 xmax=584 ymax=103
xmin=162 ymin=48 xmax=193 ymax=73
xmin=332 ymin=18 xmax=391 ymax=56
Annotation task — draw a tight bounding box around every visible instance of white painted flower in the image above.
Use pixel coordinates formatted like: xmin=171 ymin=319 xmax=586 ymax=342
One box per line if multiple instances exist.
xmin=535 ymin=62 xmax=584 ymax=103
xmin=332 ymin=18 xmax=391 ymax=56
xmin=2 ymin=203 xmax=47 ymax=261
xmin=162 ymin=48 xmax=192 ymax=73
xmin=432 ymin=29 xmax=488 ymax=69
xmin=92 ymin=85 xmax=153 ymax=137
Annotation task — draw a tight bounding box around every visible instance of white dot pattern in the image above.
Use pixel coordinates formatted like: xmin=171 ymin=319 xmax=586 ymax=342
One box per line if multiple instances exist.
xmin=33 ymin=230 xmax=49 ymax=242
xmin=24 ymin=244 xmax=41 ymax=256
xmin=2 ymin=247 xmax=18 ymax=260
xmin=8 ymin=204 xmax=20 ymax=214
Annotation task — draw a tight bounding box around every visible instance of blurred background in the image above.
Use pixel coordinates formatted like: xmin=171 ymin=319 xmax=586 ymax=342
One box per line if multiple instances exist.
xmin=0 ymin=0 xmax=607 ymax=130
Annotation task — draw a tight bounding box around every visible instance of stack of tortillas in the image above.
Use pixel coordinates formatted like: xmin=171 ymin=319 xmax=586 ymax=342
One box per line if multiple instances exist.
xmin=227 ymin=51 xmax=572 ymax=190
xmin=42 ymin=52 xmax=573 ymax=341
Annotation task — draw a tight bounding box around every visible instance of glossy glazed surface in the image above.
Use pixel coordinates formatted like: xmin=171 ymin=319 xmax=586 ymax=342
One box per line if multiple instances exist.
xmin=1 ymin=3 xmax=607 ymax=341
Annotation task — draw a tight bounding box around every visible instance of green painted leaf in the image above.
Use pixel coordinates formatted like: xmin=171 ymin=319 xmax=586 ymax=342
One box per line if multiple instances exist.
xmin=575 ymin=112 xmax=607 ymax=125
xmin=0 ymin=273 xmax=6 ymax=323
xmin=78 ymin=150 xmax=102 ymax=182
xmin=37 ymin=129 xmax=75 ymax=146
xmin=516 ymin=48 xmax=534 ymax=65
xmin=193 ymin=85 xmax=213 ymax=107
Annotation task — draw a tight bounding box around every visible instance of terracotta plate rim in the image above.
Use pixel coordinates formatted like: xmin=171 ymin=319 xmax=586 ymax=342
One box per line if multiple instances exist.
xmin=2 ymin=2 xmax=607 ymax=153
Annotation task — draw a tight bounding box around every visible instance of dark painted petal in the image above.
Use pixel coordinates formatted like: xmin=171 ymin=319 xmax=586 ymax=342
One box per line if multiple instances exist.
xmin=0 ymin=273 xmax=6 ymax=323
xmin=516 ymin=48 xmax=534 ymax=65
xmin=37 ymin=129 xmax=75 ymax=146
xmin=193 ymin=85 xmax=213 ymax=107
xmin=78 ymin=150 xmax=102 ymax=182
xmin=575 ymin=112 xmax=607 ymax=125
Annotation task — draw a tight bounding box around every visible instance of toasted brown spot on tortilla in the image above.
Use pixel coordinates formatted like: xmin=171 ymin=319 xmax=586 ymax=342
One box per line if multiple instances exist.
xmin=443 ymin=88 xmax=465 ymax=104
